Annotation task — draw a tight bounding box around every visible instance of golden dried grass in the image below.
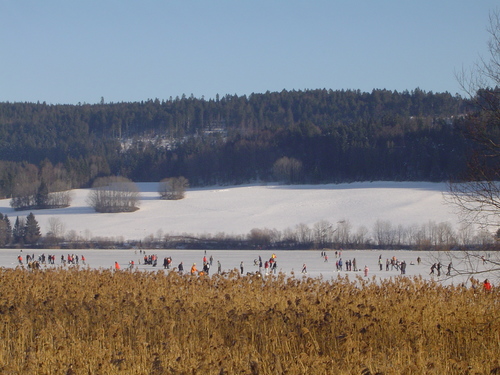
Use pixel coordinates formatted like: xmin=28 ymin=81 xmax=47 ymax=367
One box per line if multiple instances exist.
xmin=0 ymin=267 xmax=498 ymax=374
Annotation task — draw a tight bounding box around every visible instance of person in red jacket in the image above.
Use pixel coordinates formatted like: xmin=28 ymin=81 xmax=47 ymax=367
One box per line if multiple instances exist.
xmin=484 ymin=279 xmax=492 ymax=291
xmin=114 ymin=261 xmax=120 ymax=271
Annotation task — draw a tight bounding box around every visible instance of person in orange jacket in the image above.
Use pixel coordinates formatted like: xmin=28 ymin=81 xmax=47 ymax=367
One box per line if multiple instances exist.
xmin=191 ymin=263 xmax=198 ymax=275
xmin=114 ymin=261 xmax=120 ymax=271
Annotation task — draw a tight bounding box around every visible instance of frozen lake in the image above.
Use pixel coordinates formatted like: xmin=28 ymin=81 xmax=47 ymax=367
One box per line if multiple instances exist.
xmin=4 ymin=248 xmax=496 ymax=287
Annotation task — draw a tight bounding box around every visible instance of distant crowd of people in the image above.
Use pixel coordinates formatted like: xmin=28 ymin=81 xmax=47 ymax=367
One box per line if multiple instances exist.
xmin=17 ymin=251 xmax=86 ymax=269
xmin=14 ymin=249 xmax=496 ymax=292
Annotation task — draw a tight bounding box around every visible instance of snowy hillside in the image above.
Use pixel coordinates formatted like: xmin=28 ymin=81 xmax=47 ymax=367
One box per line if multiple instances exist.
xmin=0 ymin=182 xmax=461 ymax=242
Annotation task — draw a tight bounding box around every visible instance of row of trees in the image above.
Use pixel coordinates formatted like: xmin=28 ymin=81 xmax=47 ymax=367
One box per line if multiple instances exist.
xmin=9 ymin=171 xmax=189 ymax=213
xmin=0 ymin=88 xmax=464 ymax=142
xmin=10 ymin=179 xmax=72 ymax=210
xmin=239 ymin=219 xmax=497 ymax=250
xmin=4 ymin=159 xmax=73 ymax=209
xmin=86 ymin=176 xmax=189 ymax=213
xmin=6 ymin=214 xmax=497 ymax=250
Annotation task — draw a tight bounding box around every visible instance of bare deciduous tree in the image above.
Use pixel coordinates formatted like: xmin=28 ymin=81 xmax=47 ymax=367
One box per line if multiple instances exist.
xmin=158 ymin=177 xmax=189 ymax=200
xmin=87 ymin=176 xmax=140 ymax=213
xmin=313 ymin=220 xmax=334 ymax=248
xmin=334 ymin=220 xmax=352 ymax=247
xmin=295 ymin=223 xmax=312 ymax=245
xmin=353 ymin=225 xmax=369 ymax=247
xmin=373 ymin=219 xmax=395 ymax=247
xmin=47 ymin=217 xmax=66 ymax=239
xmin=248 ymin=228 xmax=273 ymax=246
xmin=446 ymin=10 xmax=500 ymax=281
xmin=272 ymin=157 xmax=303 ymax=184
xmin=449 ymin=10 xmax=500 ymax=231
xmin=10 ymin=164 xmax=39 ymax=209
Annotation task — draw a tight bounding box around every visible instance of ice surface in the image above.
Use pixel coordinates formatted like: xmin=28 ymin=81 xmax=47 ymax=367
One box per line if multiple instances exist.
xmin=4 ymin=248 xmax=496 ymax=287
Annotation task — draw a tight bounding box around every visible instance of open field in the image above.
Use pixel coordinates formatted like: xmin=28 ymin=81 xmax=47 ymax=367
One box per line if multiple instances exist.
xmin=0 ymin=182 xmax=462 ymax=242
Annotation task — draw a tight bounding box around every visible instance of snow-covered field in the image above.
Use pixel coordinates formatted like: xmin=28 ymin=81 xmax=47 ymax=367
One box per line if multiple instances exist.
xmin=0 ymin=181 xmax=461 ymax=241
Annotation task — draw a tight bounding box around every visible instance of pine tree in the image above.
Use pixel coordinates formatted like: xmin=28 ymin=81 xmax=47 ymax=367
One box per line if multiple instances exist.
xmin=36 ymin=179 xmax=49 ymax=208
xmin=12 ymin=216 xmax=25 ymax=244
xmin=0 ymin=213 xmax=6 ymax=246
xmin=24 ymin=212 xmax=41 ymax=245
xmin=1 ymin=214 xmax=11 ymax=246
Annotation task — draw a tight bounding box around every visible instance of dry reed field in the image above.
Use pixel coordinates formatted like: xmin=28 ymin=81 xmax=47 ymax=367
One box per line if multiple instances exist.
xmin=0 ymin=267 xmax=498 ymax=374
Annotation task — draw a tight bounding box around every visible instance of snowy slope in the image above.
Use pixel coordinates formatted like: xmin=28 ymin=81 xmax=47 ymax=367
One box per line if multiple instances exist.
xmin=0 ymin=182 xmax=460 ymax=242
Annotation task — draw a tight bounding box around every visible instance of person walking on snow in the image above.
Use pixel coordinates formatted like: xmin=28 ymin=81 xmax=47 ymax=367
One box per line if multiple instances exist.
xmin=430 ymin=263 xmax=436 ymax=275
xmin=400 ymin=261 xmax=406 ymax=275
xmin=364 ymin=265 xmax=369 ymax=277
xmin=446 ymin=262 xmax=452 ymax=276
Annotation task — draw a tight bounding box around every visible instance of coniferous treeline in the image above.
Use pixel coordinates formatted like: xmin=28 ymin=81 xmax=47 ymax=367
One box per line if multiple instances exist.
xmin=0 ymin=88 xmax=470 ymax=197
xmin=0 ymin=212 xmax=40 ymax=247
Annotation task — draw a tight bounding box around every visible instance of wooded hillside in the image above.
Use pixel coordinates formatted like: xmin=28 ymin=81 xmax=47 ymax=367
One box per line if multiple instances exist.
xmin=0 ymin=88 xmax=470 ymax=197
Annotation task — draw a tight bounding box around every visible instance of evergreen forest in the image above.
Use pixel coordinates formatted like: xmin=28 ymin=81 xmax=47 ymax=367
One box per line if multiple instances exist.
xmin=0 ymin=88 xmax=472 ymax=199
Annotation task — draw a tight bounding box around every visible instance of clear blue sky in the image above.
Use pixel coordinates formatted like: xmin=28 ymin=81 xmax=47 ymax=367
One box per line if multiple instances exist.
xmin=1 ymin=1 xmax=498 ymax=104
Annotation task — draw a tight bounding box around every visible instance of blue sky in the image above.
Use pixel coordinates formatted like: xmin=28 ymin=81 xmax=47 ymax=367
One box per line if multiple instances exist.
xmin=1 ymin=1 xmax=498 ymax=104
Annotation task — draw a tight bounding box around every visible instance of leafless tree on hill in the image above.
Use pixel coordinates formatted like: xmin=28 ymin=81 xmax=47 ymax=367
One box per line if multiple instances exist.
xmin=158 ymin=176 xmax=189 ymax=200
xmin=87 ymin=176 xmax=140 ymax=213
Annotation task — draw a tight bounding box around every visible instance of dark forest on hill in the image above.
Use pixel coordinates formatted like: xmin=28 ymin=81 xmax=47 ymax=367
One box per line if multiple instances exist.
xmin=0 ymin=88 xmax=472 ymax=199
